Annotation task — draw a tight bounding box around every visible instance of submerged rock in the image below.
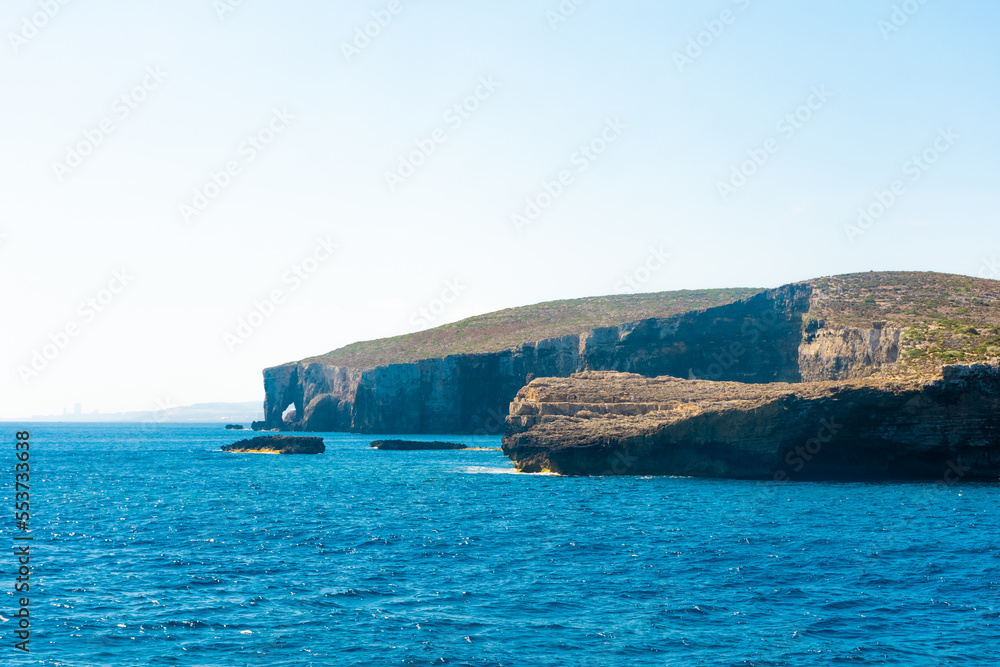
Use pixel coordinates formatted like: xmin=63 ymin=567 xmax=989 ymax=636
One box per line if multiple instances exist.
xmin=370 ymin=440 xmax=467 ymax=450
xmin=501 ymin=363 xmax=1000 ymax=480
xmin=222 ymin=435 xmax=325 ymax=455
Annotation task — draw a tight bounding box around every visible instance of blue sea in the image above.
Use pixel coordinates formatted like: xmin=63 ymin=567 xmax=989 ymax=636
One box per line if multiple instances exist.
xmin=2 ymin=423 xmax=998 ymax=666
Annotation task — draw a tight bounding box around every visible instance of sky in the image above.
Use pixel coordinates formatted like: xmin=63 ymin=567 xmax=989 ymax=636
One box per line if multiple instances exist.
xmin=1 ymin=0 xmax=998 ymax=418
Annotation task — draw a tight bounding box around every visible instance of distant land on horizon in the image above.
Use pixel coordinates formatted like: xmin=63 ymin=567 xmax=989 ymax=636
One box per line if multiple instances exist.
xmin=25 ymin=401 xmax=264 ymax=424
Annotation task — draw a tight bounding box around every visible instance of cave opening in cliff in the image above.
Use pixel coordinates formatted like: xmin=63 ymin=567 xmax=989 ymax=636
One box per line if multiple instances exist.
xmin=281 ymin=403 xmax=297 ymax=422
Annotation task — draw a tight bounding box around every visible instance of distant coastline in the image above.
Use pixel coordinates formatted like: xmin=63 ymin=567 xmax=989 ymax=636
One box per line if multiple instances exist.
xmin=24 ymin=401 xmax=263 ymax=423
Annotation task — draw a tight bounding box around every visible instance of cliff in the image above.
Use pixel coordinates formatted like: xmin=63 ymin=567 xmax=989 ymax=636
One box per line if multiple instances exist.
xmin=258 ymin=287 xmax=765 ymax=433
xmin=259 ymin=272 xmax=1000 ymax=434
xmin=500 ymin=364 xmax=1000 ymax=480
xmin=259 ymin=286 xmax=805 ymax=433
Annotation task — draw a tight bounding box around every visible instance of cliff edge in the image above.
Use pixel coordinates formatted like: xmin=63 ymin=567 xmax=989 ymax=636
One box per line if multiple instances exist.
xmin=259 ymin=271 xmax=1000 ymax=435
xmin=258 ymin=287 xmax=765 ymax=434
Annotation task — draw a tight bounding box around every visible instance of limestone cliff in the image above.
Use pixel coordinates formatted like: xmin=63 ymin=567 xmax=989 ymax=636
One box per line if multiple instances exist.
xmin=501 ymin=364 xmax=1000 ymax=480
xmin=260 ymin=286 xmax=813 ymax=433
xmin=259 ymin=272 xmax=1000 ymax=434
xmin=798 ymin=321 xmax=902 ymax=381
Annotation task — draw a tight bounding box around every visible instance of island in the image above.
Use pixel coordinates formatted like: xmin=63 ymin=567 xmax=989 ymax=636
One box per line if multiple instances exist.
xmin=222 ymin=435 xmax=325 ymax=455
xmin=370 ymin=440 xmax=467 ymax=450
xmin=256 ymin=271 xmax=1000 ymax=480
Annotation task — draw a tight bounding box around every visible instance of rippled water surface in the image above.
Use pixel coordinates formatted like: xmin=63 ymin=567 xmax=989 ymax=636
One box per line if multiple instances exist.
xmin=3 ymin=423 xmax=999 ymax=665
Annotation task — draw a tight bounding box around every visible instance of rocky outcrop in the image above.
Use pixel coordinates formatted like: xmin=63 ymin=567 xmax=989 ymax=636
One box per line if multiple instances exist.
xmin=501 ymin=363 xmax=1000 ymax=480
xmin=370 ymin=440 xmax=467 ymax=450
xmin=262 ymin=285 xmax=816 ymax=434
xmin=222 ymin=435 xmax=325 ymax=455
xmin=797 ymin=319 xmax=902 ymax=380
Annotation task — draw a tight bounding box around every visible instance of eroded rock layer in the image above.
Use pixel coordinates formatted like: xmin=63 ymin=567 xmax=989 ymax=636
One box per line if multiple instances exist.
xmin=501 ymin=364 xmax=1000 ymax=480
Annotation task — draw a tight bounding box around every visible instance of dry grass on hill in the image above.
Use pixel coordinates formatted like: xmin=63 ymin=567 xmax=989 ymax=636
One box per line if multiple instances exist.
xmin=304 ymin=288 xmax=763 ymax=369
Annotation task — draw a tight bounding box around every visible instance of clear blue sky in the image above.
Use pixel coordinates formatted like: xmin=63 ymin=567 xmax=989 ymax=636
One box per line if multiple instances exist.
xmin=2 ymin=0 xmax=998 ymax=418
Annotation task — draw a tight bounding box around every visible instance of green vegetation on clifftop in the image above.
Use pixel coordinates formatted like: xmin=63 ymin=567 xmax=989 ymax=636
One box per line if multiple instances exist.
xmin=303 ymin=289 xmax=763 ymax=369
xmin=807 ymin=271 xmax=1000 ymax=374
xmin=289 ymin=271 xmax=1000 ymax=378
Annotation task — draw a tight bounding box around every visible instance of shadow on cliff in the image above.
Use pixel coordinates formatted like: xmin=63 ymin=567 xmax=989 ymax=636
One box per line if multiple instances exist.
xmin=257 ymin=284 xmax=816 ymax=434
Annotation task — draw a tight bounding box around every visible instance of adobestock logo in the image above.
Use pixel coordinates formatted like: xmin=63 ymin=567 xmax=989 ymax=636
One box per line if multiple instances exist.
xmin=614 ymin=246 xmax=671 ymax=293
xmin=878 ymin=0 xmax=933 ymax=40
xmin=546 ymin=0 xmax=587 ymax=30
xmin=775 ymin=417 xmax=844 ymax=480
xmin=225 ymin=236 xmax=338 ymax=352
xmin=717 ymin=85 xmax=832 ymax=202
xmin=180 ymin=108 xmax=294 ymax=224
xmin=409 ymin=279 xmax=467 ymax=329
xmin=17 ymin=269 xmax=134 ymax=385
xmin=385 ymin=76 xmax=500 ymax=192
xmin=673 ymin=0 xmax=753 ymax=74
xmin=978 ymin=256 xmax=999 ymax=280
xmin=213 ymin=0 xmax=248 ymax=21
xmin=600 ymin=450 xmax=639 ymax=476
xmin=688 ymin=311 xmax=778 ymax=381
xmin=512 ymin=117 xmax=626 ymax=233
xmin=843 ymin=126 xmax=958 ymax=243
xmin=340 ymin=0 xmax=408 ymax=64
xmin=8 ymin=0 xmax=74 ymax=54
xmin=52 ymin=66 xmax=169 ymax=182
xmin=472 ymin=407 xmax=508 ymax=437
xmin=138 ymin=397 xmax=179 ymax=434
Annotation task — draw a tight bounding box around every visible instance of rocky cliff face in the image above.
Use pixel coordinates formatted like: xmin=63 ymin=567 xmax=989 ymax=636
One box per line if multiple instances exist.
xmin=583 ymin=284 xmax=809 ymax=382
xmin=260 ymin=285 xmax=822 ymax=433
xmin=262 ymin=336 xmax=586 ymax=434
xmin=501 ymin=363 xmax=1000 ymax=480
xmin=258 ymin=277 xmax=966 ymax=434
xmin=798 ymin=321 xmax=902 ymax=381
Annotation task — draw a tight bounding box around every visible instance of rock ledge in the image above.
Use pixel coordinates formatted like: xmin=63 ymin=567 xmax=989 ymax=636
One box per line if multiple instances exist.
xmin=502 ymin=363 xmax=1000 ymax=480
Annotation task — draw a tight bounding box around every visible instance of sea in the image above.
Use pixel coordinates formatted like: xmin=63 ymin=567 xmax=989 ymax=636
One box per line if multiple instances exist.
xmin=2 ymin=422 xmax=998 ymax=666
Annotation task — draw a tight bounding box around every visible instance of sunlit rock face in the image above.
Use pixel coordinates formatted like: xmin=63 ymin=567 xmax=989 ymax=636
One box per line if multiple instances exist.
xmin=501 ymin=364 xmax=1000 ymax=480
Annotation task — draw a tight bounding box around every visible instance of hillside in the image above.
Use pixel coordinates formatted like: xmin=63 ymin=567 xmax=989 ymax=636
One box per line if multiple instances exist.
xmin=806 ymin=271 xmax=1000 ymax=373
xmin=303 ymin=288 xmax=763 ymax=369
xmin=301 ymin=271 xmax=1000 ymax=373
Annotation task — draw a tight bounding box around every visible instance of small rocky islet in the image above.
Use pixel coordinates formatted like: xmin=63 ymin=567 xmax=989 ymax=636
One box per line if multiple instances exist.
xmin=370 ymin=440 xmax=467 ymax=450
xmin=222 ymin=435 xmax=325 ymax=455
